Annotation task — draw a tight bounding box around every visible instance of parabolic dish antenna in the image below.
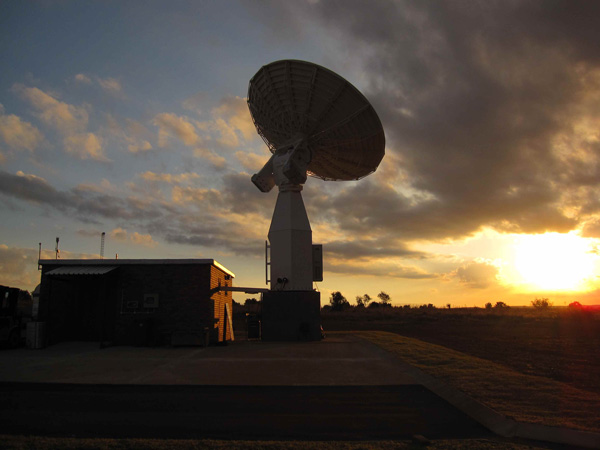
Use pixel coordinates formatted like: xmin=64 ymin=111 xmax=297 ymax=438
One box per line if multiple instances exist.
xmin=248 ymin=60 xmax=385 ymax=187
xmin=248 ymin=59 xmax=385 ymax=304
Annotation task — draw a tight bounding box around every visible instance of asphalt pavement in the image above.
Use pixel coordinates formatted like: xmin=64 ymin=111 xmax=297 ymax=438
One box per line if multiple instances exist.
xmin=0 ymin=333 xmax=492 ymax=441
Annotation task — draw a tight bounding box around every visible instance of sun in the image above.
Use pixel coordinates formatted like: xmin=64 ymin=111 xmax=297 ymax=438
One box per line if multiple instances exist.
xmin=513 ymin=232 xmax=597 ymax=291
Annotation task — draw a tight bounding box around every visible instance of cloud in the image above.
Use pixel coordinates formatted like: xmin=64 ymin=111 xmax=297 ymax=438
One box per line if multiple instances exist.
xmin=181 ymin=92 xmax=209 ymax=112
xmin=0 ymin=110 xmax=44 ymax=151
xmin=139 ymin=171 xmax=200 ymax=184
xmin=256 ymin=1 xmax=600 ymax=245
xmin=0 ymin=244 xmax=39 ymax=289
xmin=105 ymin=115 xmax=154 ymax=154
xmin=0 ymin=244 xmax=97 ymax=291
xmin=181 ymin=95 xmax=259 ymax=149
xmin=74 ymin=73 xmax=92 ymax=84
xmin=454 ymin=261 xmax=500 ymax=289
xmin=235 ymin=151 xmax=267 ymax=172
xmin=63 ymin=132 xmax=109 ymax=161
xmin=153 ymin=113 xmax=200 ymax=147
xmin=0 ymin=170 xmax=162 ymax=221
xmin=192 ymin=147 xmax=226 ymax=168
xmin=327 ymin=260 xmax=437 ymax=279
xmin=325 ymin=238 xmax=427 ymax=261
xmin=211 ymin=96 xmax=256 ymax=143
xmin=97 ymin=77 xmax=122 ymax=95
xmin=74 ymin=74 xmax=123 ymax=96
xmin=13 ymin=84 xmax=88 ymax=134
xmin=581 ymin=217 xmax=600 ymax=238
xmin=0 ymin=168 xmax=269 ymax=258
xmin=77 ymin=229 xmax=103 ymax=238
xmin=128 ymin=141 xmax=152 ymax=153
xmin=110 ymin=227 xmax=157 ymax=247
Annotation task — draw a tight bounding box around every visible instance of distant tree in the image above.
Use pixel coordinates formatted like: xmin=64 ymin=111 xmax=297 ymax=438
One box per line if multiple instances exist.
xmin=568 ymin=301 xmax=583 ymax=309
xmin=244 ymin=298 xmax=259 ymax=306
xmin=356 ymin=293 xmax=371 ymax=308
xmin=485 ymin=302 xmax=492 ymax=309
xmin=531 ymin=298 xmax=553 ymax=309
xmin=494 ymin=301 xmax=509 ymax=309
xmin=446 ymin=303 xmax=451 ymax=309
xmin=330 ymin=291 xmax=350 ymax=311
xmin=377 ymin=291 xmax=391 ymax=305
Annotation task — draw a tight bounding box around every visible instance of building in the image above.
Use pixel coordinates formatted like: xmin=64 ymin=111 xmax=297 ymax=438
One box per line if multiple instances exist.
xmin=37 ymin=259 xmax=234 ymax=346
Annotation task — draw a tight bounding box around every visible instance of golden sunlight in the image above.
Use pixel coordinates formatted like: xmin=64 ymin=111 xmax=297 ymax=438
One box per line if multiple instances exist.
xmin=513 ymin=232 xmax=597 ymax=291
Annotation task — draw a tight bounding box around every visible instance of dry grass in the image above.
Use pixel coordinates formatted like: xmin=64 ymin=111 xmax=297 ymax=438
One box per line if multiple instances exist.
xmin=0 ymin=435 xmax=551 ymax=450
xmin=354 ymin=330 xmax=600 ymax=433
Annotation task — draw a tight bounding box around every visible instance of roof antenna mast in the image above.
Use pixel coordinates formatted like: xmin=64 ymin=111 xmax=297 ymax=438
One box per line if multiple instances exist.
xmin=100 ymin=232 xmax=106 ymax=259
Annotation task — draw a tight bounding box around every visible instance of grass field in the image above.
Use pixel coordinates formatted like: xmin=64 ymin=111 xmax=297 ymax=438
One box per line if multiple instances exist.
xmin=353 ymin=330 xmax=600 ymax=432
xmin=321 ymin=306 xmax=600 ymax=395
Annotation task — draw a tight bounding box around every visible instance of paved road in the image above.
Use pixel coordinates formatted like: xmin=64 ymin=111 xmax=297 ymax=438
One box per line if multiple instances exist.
xmin=0 ymin=383 xmax=491 ymax=440
xmin=0 ymin=335 xmax=415 ymax=385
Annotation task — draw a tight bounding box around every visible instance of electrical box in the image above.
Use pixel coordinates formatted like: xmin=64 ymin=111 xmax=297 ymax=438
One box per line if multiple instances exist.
xmin=312 ymin=244 xmax=323 ymax=282
xmin=143 ymin=293 xmax=159 ymax=308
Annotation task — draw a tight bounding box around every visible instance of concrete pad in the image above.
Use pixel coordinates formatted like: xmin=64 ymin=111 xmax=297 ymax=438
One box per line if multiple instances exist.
xmin=0 ymin=334 xmax=417 ymax=385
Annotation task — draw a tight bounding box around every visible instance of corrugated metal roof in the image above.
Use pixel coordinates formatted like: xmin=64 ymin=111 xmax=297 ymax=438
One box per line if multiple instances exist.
xmin=38 ymin=258 xmax=235 ymax=278
xmin=46 ymin=266 xmax=118 ymax=276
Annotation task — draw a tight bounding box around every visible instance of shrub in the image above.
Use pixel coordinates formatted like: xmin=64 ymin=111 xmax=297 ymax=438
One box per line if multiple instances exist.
xmin=531 ymin=297 xmax=553 ymax=309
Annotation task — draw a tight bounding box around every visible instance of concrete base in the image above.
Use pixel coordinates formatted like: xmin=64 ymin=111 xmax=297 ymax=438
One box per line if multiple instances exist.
xmin=261 ymin=290 xmax=321 ymax=341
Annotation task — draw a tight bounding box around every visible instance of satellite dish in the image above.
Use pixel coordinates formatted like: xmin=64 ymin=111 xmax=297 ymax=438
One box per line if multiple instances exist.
xmin=248 ymin=60 xmax=385 ymax=191
xmin=248 ymin=60 xmax=385 ymax=292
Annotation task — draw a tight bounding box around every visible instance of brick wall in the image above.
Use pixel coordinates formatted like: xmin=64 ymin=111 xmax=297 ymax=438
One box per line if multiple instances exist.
xmin=114 ymin=264 xmax=216 ymax=345
xmin=210 ymin=265 xmax=233 ymax=342
xmin=39 ymin=261 xmax=234 ymax=346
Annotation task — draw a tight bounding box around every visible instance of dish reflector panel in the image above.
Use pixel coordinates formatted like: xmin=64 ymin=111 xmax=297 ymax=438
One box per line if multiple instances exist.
xmin=248 ymin=60 xmax=385 ymax=181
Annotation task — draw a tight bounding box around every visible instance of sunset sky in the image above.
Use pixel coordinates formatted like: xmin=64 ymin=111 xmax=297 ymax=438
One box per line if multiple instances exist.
xmin=2 ymin=1 xmax=600 ymax=307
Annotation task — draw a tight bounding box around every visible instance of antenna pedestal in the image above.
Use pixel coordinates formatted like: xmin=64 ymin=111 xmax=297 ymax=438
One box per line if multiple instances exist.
xmin=261 ymin=290 xmax=321 ymax=341
xmin=263 ymin=187 xmax=322 ymax=341
xmin=268 ymin=187 xmax=313 ymax=291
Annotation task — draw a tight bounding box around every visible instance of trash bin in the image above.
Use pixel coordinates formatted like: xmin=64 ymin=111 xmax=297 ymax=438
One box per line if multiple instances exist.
xmin=247 ymin=313 xmax=261 ymax=340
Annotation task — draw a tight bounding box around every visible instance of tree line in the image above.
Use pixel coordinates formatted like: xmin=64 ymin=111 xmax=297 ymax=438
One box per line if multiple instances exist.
xmin=327 ymin=291 xmax=391 ymax=311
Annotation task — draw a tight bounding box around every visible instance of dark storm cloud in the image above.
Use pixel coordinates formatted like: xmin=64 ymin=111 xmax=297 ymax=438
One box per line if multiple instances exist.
xmin=325 ymin=238 xmax=427 ymax=261
xmin=0 ymin=169 xmax=267 ymax=257
xmin=263 ymin=1 xmax=600 ymax=242
xmin=0 ymin=170 xmax=162 ymax=222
